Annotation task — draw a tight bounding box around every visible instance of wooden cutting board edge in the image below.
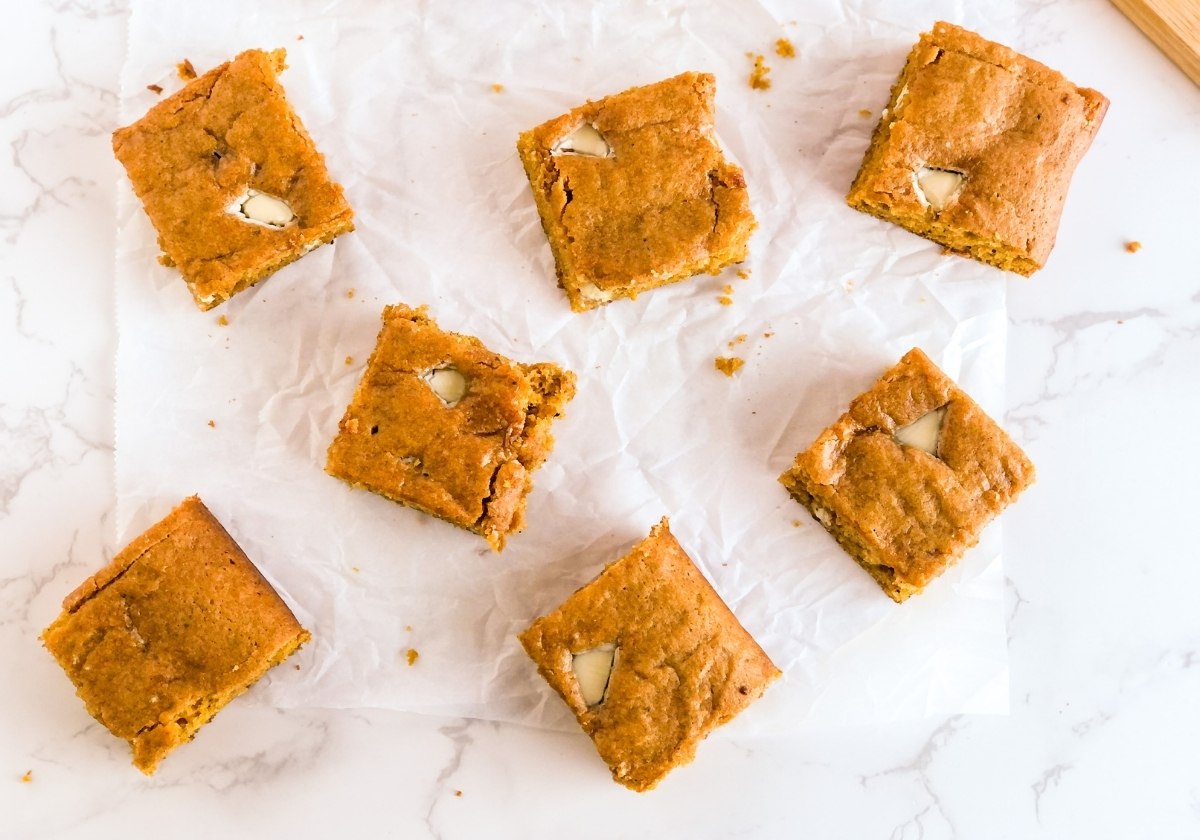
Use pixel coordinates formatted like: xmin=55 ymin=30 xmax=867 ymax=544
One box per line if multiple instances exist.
xmin=1110 ymin=0 xmax=1200 ymax=86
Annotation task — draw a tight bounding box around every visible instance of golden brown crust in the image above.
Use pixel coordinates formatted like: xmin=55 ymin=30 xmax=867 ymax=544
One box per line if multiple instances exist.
xmin=325 ymin=305 xmax=577 ymax=551
xmin=779 ymin=348 xmax=1035 ymax=601
xmin=112 ymin=49 xmax=354 ymax=310
xmin=519 ymin=519 xmax=780 ymax=791
xmin=847 ymin=22 xmax=1107 ymax=275
xmin=517 ymin=72 xmax=755 ymax=312
xmin=41 ymin=496 xmax=310 ymax=774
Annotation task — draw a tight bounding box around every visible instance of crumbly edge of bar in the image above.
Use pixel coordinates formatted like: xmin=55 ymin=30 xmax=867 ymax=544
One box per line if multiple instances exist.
xmin=779 ymin=469 xmax=920 ymax=603
xmin=186 ymin=215 xmax=355 ymax=311
xmin=130 ymin=627 xmax=310 ymax=774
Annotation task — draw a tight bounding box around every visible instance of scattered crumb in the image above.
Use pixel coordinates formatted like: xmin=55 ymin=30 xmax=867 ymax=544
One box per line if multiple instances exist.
xmin=207 ymin=420 xmax=215 ymax=428
xmin=405 ymin=625 xmax=413 ymax=632
xmin=718 ymin=296 xmax=733 ymax=306
xmin=454 ymin=790 xmax=463 ymax=797
xmin=858 ymin=108 xmax=873 ymax=118
xmin=1125 ymin=240 xmax=1142 ymax=253
xmin=792 ymin=520 xmax=802 ymax=528
xmin=20 ymin=771 xmax=32 ymax=784
xmin=727 ymin=334 xmax=748 ymax=349
xmin=491 ymin=83 xmax=505 ymax=93
xmin=294 ymin=664 xmax=301 ymax=670
xmin=737 ymin=268 xmax=751 ymax=280
xmin=406 ymin=648 xmax=420 ymax=666
xmin=747 ymin=53 xmax=771 ymax=90
xmin=715 ymin=356 xmax=745 ymax=377
xmin=297 ymin=34 xmax=305 ymax=41
xmin=344 ymin=355 xmax=354 ymax=366
xmin=217 ymin=314 xmax=229 ymax=326
xmin=845 ymin=279 xmax=855 ymax=291
xmin=346 ymin=288 xmax=356 ymax=299
xmin=177 ymin=59 xmax=197 ymax=81
xmin=351 ymin=565 xmax=360 ymax=573
xmin=146 ymin=83 xmax=163 ymax=95
xmin=763 ymin=331 xmax=775 ymax=339
xmin=775 ymin=38 xmax=796 ymax=58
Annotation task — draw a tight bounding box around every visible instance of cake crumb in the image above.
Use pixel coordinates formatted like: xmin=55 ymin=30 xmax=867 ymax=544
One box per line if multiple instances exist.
xmin=491 ymin=83 xmax=505 ymax=93
xmin=1125 ymin=240 xmax=1142 ymax=253
xmin=20 ymin=770 xmax=32 ymax=783
xmin=294 ymin=664 xmax=301 ymax=670
xmin=345 ymin=355 xmax=354 ymax=366
xmin=858 ymin=108 xmax=873 ymax=118
xmin=763 ymin=331 xmax=775 ymax=339
xmin=146 ymin=84 xmax=163 ymax=95
xmin=775 ymin=38 xmax=796 ymax=58
xmin=717 ymin=283 xmax=735 ymax=306
xmin=748 ymin=53 xmax=772 ymax=90
xmin=177 ymin=59 xmax=197 ymax=81
xmin=792 ymin=519 xmax=802 ymax=528
xmin=727 ymin=334 xmax=748 ymax=349
xmin=737 ymin=268 xmax=751 ymax=280
xmin=405 ymin=625 xmax=413 ymax=632
xmin=406 ymin=648 xmax=420 ymax=666
xmin=351 ymin=565 xmax=360 ymax=573
xmin=207 ymin=420 xmax=215 ymax=428
xmin=454 ymin=790 xmax=463 ymax=797
xmin=346 ymin=288 xmax=356 ymax=299
xmin=217 ymin=315 xmax=229 ymax=326
xmin=715 ymin=356 xmax=745 ymax=377
xmin=297 ymin=34 xmax=305 ymax=41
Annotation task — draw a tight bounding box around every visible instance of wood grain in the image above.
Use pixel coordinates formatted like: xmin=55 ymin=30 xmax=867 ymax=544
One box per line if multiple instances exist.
xmin=1111 ymin=0 xmax=1200 ymax=86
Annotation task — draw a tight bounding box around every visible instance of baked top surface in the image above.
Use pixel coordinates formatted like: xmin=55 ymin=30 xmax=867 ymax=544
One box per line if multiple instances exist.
xmin=780 ymin=348 xmax=1035 ymax=590
xmin=41 ymin=497 xmax=308 ymax=756
xmin=326 ymin=305 xmax=576 ymax=550
xmin=518 ymin=519 xmax=780 ymax=791
xmin=517 ymin=72 xmax=754 ymax=309
xmin=847 ymin=21 xmax=1107 ymax=268
xmin=112 ymin=48 xmax=354 ymax=307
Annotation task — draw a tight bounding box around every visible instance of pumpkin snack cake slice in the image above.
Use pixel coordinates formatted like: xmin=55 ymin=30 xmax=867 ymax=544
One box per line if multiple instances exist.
xmin=113 ymin=48 xmax=354 ymax=310
xmin=518 ymin=72 xmax=756 ymax=311
xmin=41 ymin=496 xmax=310 ymax=774
xmin=326 ymin=304 xmax=576 ymax=551
xmin=519 ymin=518 xmax=780 ymax=791
xmin=847 ymin=22 xmax=1107 ymax=275
xmin=779 ymin=348 xmax=1036 ymax=602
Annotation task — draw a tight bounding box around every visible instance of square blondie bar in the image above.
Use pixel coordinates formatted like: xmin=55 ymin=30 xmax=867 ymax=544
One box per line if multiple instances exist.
xmin=847 ymin=22 xmax=1107 ymax=275
xmin=326 ymin=305 xmax=576 ymax=551
xmin=41 ymin=497 xmax=310 ymax=774
xmin=519 ymin=519 xmax=780 ymax=791
xmin=779 ymin=348 xmax=1035 ymax=602
xmin=113 ymin=49 xmax=354 ymax=310
xmin=518 ymin=72 xmax=755 ymax=311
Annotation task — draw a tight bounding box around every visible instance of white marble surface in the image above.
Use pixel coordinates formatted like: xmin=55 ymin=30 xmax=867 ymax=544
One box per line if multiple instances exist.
xmin=3 ymin=1 xmax=1199 ymax=837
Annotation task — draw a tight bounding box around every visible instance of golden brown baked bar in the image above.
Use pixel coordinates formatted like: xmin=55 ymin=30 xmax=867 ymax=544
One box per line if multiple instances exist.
xmin=519 ymin=518 xmax=780 ymax=792
xmin=112 ymin=49 xmax=354 ymax=310
xmin=326 ymin=305 xmax=576 ymax=551
xmin=517 ymin=72 xmax=756 ymax=312
xmin=847 ymin=22 xmax=1107 ymax=275
xmin=41 ymin=497 xmax=310 ymax=774
xmin=779 ymin=348 xmax=1035 ymax=602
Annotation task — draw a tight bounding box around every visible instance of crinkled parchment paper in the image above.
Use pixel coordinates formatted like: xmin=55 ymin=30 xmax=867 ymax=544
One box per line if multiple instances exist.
xmin=115 ymin=0 xmax=1019 ymax=731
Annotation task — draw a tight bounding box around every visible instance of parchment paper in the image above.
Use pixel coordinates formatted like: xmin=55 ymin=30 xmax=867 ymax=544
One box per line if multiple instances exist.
xmin=115 ymin=0 xmax=1017 ymax=732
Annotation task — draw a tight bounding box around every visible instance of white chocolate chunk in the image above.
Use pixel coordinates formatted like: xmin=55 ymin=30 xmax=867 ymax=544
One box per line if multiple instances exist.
xmin=914 ymin=167 xmax=964 ymax=212
xmin=228 ymin=189 xmax=296 ymax=228
xmin=424 ymin=367 xmax=468 ymax=406
xmin=894 ymin=407 xmax=947 ymax=457
xmin=572 ymin=643 xmax=617 ymax=707
xmin=551 ymin=124 xmax=612 ymax=158
xmin=575 ymin=281 xmax=614 ymax=304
